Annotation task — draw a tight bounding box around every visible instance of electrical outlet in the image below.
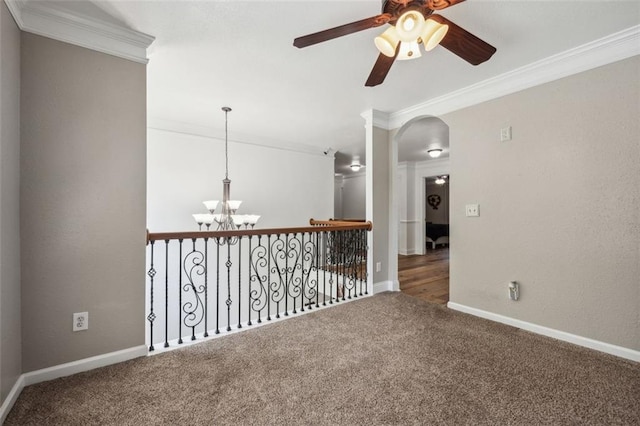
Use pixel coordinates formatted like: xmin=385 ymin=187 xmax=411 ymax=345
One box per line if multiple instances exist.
xmin=376 ymin=262 xmax=382 ymax=272
xmin=465 ymin=204 xmax=480 ymax=217
xmin=73 ymin=312 xmax=89 ymax=331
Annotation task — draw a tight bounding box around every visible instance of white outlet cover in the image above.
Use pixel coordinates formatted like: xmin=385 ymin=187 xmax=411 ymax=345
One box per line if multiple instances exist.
xmin=465 ymin=204 xmax=480 ymax=217
xmin=73 ymin=312 xmax=89 ymax=331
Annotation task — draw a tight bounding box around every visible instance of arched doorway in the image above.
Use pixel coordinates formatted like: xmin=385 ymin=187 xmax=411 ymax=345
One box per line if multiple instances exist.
xmin=391 ymin=116 xmax=451 ymax=304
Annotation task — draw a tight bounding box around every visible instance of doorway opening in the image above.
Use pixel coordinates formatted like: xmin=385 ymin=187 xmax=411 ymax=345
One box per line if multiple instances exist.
xmin=393 ymin=115 xmax=450 ymax=305
xmin=399 ymin=175 xmax=450 ymax=304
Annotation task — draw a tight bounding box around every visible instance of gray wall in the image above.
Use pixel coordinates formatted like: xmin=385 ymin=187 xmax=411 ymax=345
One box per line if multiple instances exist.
xmin=371 ymin=126 xmax=391 ymax=285
xmin=0 ymin=0 xmax=21 ymax=403
xmin=446 ymin=56 xmax=640 ymax=350
xmin=342 ymin=174 xmax=366 ymax=220
xmin=20 ymin=33 xmax=147 ymax=371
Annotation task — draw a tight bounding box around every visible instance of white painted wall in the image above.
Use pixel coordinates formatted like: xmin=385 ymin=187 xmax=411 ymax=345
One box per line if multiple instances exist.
xmin=147 ymin=128 xmax=334 ymax=232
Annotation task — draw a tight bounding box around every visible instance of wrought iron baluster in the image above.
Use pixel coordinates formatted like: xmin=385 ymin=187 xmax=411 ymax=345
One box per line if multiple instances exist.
xmin=147 ymin=241 xmax=156 ymax=351
xmin=164 ymin=240 xmax=170 ymax=347
xmin=215 ymin=237 xmax=220 ymax=334
xmin=178 ymin=239 xmax=183 ymax=344
xmin=226 ymin=243 xmax=232 ymax=332
xmin=284 ymin=234 xmax=289 ymax=316
xmin=315 ymin=232 xmax=320 ymax=308
xmin=204 ymin=237 xmax=209 ymax=337
xmin=182 ymin=238 xmax=206 ymax=341
xmin=267 ymin=234 xmax=271 ymax=321
xmin=249 ymin=235 xmax=267 ymax=324
xmin=237 ymin=237 xmax=242 ymax=329
xmin=248 ymin=236 xmax=253 ymax=326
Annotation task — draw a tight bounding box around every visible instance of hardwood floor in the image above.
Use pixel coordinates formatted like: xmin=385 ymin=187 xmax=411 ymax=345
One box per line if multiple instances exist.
xmin=399 ymin=247 xmax=449 ymax=305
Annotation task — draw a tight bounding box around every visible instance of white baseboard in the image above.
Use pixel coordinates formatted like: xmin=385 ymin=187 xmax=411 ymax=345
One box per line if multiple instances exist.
xmin=373 ymin=280 xmax=400 ymax=294
xmin=447 ymin=302 xmax=640 ymax=362
xmin=0 ymin=374 xmax=25 ymax=425
xmin=0 ymin=345 xmax=147 ymax=422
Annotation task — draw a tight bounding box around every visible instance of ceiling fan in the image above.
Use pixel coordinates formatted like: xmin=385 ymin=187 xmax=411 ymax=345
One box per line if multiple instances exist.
xmin=293 ymin=0 xmax=496 ymax=87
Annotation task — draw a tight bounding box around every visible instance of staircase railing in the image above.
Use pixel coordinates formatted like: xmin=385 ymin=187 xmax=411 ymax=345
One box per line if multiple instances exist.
xmin=146 ymin=219 xmax=372 ymax=351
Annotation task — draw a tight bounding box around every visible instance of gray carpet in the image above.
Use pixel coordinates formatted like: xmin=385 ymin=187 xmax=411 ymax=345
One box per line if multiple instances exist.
xmin=6 ymin=292 xmax=640 ymax=425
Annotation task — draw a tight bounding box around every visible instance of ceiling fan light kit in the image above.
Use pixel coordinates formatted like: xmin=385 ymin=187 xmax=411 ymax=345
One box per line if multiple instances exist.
xmin=293 ymin=0 xmax=496 ymax=87
xmin=422 ymin=19 xmax=449 ymax=51
xmin=374 ymin=26 xmax=401 ymax=57
xmin=398 ymin=40 xmax=422 ymax=60
xmin=396 ymin=9 xmax=425 ymax=42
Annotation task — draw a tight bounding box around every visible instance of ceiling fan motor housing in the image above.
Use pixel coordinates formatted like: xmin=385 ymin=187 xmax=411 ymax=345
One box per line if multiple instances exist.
xmin=383 ymin=0 xmax=434 ymax=24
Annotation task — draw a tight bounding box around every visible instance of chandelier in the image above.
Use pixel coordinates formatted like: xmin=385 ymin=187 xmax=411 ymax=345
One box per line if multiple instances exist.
xmin=192 ymin=107 xmax=260 ymax=231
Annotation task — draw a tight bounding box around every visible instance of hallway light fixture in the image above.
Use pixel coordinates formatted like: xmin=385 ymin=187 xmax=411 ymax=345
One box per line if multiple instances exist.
xmin=427 ymin=148 xmax=443 ymax=158
xmin=435 ymin=175 xmax=447 ymax=185
xmin=193 ymin=107 xmax=260 ymax=231
xmin=350 ymin=162 xmax=363 ymax=172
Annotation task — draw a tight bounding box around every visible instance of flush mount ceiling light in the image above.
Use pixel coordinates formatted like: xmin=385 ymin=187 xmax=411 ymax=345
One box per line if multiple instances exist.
xmin=293 ymin=0 xmax=497 ymax=87
xmin=427 ymin=148 xmax=443 ymax=158
xmin=435 ymin=175 xmax=448 ymax=185
xmin=350 ymin=162 xmax=364 ymax=172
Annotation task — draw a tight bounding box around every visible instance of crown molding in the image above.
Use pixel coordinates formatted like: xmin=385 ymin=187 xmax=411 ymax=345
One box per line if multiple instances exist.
xmin=388 ymin=25 xmax=640 ymax=130
xmin=148 ymin=118 xmax=327 ymax=157
xmin=360 ymin=109 xmax=391 ymax=129
xmin=5 ymin=0 xmax=154 ymax=64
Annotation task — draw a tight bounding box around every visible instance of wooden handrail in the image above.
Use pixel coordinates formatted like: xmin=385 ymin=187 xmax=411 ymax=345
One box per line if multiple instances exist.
xmin=147 ymin=220 xmax=372 ymax=244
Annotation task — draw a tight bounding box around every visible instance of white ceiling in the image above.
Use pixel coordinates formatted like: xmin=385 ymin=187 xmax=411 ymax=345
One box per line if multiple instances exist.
xmin=48 ymin=1 xmax=640 ymax=173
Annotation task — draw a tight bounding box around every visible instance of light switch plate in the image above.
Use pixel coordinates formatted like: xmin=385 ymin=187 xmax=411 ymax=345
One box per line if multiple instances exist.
xmin=465 ymin=204 xmax=480 ymax=217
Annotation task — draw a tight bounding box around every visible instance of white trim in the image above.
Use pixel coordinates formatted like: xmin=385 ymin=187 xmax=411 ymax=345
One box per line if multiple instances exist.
xmin=0 ymin=345 xmax=146 ymax=422
xmin=447 ymin=302 xmax=640 ymax=363
xmin=22 ymin=345 xmax=148 ymax=386
xmin=373 ymin=280 xmax=399 ymax=294
xmin=0 ymin=375 xmax=25 ymax=424
xmin=388 ymin=25 xmax=640 ymax=130
xmin=5 ymin=0 xmax=154 ymax=64
xmin=398 ymin=249 xmax=416 ymax=256
xmin=371 ymin=110 xmax=391 ymax=129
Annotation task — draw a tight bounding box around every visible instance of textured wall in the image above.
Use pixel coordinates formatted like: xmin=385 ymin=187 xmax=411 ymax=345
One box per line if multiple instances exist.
xmin=20 ymin=34 xmax=147 ymax=371
xmin=371 ymin=126 xmax=391 ymax=285
xmin=445 ymin=56 xmax=640 ymax=350
xmin=0 ymin=0 xmax=21 ymax=403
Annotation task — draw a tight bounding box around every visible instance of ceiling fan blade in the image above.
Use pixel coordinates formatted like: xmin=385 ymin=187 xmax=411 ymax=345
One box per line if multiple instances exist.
xmin=425 ymin=0 xmax=466 ymax=11
xmin=365 ymin=43 xmax=400 ymax=87
xmin=294 ymin=14 xmax=391 ymax=48
xmin=430 ymin=14 xmax=496 ymax=65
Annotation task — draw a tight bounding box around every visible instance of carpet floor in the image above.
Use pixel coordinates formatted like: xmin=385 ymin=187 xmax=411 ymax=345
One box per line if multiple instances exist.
xmin=6 ymin=292 xmax=639 ymax=425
